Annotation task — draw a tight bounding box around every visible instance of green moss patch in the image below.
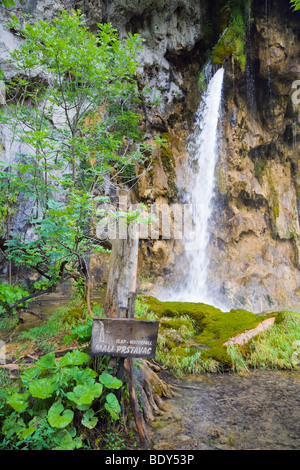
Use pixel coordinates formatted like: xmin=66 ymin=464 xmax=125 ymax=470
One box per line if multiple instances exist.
xmin=141 ymin=296 xmax=276 ymax=371
xmin=212 ymin=0 xmax=248 ymax=71
xmin=194 ymin=308 xmax=272 ymax=364
xmin=142 ymin=296 xmax=222 ymax=329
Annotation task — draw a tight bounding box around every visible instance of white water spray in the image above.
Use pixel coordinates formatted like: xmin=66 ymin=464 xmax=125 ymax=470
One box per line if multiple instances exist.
xmin=158 ymin=66 xmax=224 ymax=306
xmin=184 ymin=66 xmax=224 ymax=303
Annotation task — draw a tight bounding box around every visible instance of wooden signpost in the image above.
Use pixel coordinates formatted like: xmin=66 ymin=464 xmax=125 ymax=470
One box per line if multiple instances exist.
xmin=89 ymin=292 xmax=158 ymax=449
xmin=90 ymin=318 xmax=159 ymax=358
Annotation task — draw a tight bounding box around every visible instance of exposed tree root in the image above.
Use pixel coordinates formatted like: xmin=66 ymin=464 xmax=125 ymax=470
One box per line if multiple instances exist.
xmin=132 ymin=359 xmax=173 ymax=423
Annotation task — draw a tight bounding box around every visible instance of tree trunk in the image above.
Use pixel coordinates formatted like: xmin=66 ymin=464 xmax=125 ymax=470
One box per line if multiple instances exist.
xmin=101 ymin=193 xmax=173 ymax=448
xmin=103 ymin=197 xmax=139 ymax=317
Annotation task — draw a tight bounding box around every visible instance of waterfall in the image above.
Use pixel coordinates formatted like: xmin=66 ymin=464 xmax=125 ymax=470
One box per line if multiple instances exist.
xmin=183 ymin=67 xmax=224 ymax=303
xmin=158 ymin=67 xmax=225 ymax=306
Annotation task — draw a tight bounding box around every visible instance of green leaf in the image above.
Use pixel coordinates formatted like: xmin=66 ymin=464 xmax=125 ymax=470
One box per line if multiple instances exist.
xmin=57 ymin=350 xmax=90 ymax=368
xmin=53 ymin=430 xmax=82 ymax=450
xmin=2 ymin=416 xmax=26 ymax=439
xmin=69 ymin=426 xmax=76 ymax=438
xmin=18 ymin=426 xmax=37 ymax=440
xmin=3 ymin=0 xmax=16 ymax=8
xmin=29 ymin=378 xmax=57 ymax=399
xmin=36 ymin=352 xmax=56 ymax=370
xmin=99 ymin=372 xmax=122 ymax=389
xmin=7 ymin=392 xmax=29 ymax=412
xmin=105 ymin=393 xmax=121 ymax=420
xmin=82 ymin=409 xmax=98 ymax=429
xmin=48 ymin=401 xmax=74 ymax=429
xmin=66 ymin=382 xmax=103 ymax=406
xmin=71 ymin=367 xmax=98 ymax=386
xmin=21 ymin=367 xmax=41 ymax=386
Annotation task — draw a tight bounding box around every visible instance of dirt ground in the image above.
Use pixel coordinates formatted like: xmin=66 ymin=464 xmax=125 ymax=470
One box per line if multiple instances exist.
xmin=150 ymin=369 xmax=300 ymax=450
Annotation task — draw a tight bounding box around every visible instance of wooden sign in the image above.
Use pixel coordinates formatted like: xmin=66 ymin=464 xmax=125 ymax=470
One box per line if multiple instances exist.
xmin=90 ymin=318 xmax=159 ymax=358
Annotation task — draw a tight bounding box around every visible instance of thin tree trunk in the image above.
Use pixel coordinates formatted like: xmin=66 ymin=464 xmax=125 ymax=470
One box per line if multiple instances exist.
xmin=103 ymin=208 xmax=139 ymax=317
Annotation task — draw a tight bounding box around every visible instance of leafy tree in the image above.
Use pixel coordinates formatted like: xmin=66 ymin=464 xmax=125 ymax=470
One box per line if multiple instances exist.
xmin=0 ymin=11 xmax=152 ymax=315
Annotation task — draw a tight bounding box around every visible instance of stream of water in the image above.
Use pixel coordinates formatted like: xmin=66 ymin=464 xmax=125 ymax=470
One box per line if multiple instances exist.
xmin=158 ymin=66 xmax=225 ymax=307
xmin=151 ymin=369 xmax=300 ymax=450
xmin=182 ymin=67 xmax=224 ymax=304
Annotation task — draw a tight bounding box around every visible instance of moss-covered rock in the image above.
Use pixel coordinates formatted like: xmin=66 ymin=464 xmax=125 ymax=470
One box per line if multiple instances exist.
xmin=142 ymin=296 xmax=222 ymax=329
xmin=141 ymin=296 xmax=276 ymax=368
xmin=159 ymin=317 xmax=194 ymax=333
xmin=194 ymin=308 xmax=274 ymax=364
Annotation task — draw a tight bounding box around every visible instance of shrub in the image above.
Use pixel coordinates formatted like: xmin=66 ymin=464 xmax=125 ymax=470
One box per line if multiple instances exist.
xmin=0 ymin=350 xmax=122 ymax=450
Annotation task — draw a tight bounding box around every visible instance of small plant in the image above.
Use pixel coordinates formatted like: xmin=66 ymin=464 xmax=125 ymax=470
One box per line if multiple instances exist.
xmin=291 ymin=0 xmax=300 ymax=11
xmin=0 ymin=350 xmax=123 ymax=449
xmin=212 ymin=0 xmax=248 ymax=71
xmin=103 ymin=430 xmax=126 ymax=450
xmin=63 ymin=317 xmax=93 ymax=346
xmin=17 ymin=306 xmax=79 ymax=345
xmin=227 ymin=345 xmax=249 ymax=373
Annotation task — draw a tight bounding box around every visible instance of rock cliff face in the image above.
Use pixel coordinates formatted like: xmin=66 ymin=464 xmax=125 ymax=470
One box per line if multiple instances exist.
xmin=133 ymin=0 xmax=300 ymax=313
xmin=0 ymin=0 xmax=299 ymax=312
xmin=207 ymin=0 xmax=300 ymax=312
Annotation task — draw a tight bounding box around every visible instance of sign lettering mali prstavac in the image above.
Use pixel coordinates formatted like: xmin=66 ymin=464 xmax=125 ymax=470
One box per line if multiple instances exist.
xmin=90 ymin=318 xmax=159 ymax=358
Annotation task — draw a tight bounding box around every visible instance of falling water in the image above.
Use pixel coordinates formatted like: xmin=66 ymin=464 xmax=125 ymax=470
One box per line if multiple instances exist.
xmin=158 ymin=67 xmax=225 ymax=306
xmin=183 ymin=67 xmax=224 ymax=304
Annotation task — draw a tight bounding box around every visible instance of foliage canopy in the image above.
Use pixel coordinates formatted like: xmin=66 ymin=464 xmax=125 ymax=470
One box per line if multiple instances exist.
xmin=0 ymin=10 xmax=152 ymax=314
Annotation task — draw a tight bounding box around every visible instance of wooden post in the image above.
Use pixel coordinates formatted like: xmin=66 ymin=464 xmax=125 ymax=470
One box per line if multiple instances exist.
xmin=100 ymin=192 xmax=149 ymax=447
xmin=116 ymin=304 xmax=128 ymax=399
xmin=125 ymin=355 xmax=150 ymax=449
xmin=128 ymin=291 xmax=137 ymax=319
xmin=125 ymin=291 xmax=150 ymax=449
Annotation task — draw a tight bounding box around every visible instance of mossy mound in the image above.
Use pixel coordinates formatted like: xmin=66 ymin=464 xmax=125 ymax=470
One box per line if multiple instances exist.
xmin=159 ymin=317 xmax=194 ymax=333
xmin=194 ymin=308 xmax=274 ymax=364
xmin=142 ymin=296 xmax=222 ymax=329
xmin=141 ymin=296 xmax=276 ymax=368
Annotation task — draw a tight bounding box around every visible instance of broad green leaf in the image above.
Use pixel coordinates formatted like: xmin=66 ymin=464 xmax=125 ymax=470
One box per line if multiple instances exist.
xmin=82 ymin=409 xmax=98 ymax=429
xmin=105 ymin=393 xmax=121 ymax=420
xmin=29 ymin=378 xmax=57 ymax=399
xmin=48 ymin=401 xmax=74 ymax=429
xmin=7 ymin=392 xmax=29 ymax=412
xmin=75 ymin=403 xmax=90 ymax=412
xmin=57 ymin=350 xmax=90 ymax=368
xmin=21 ymin=367 xmax=41 ymax=386
xmin=53 ymin=430 xmax=82 ymax=450
xmin=69 ymin=426 xmax=76 ymax=438
xmin=66 ymin=382 xmax=103 ymax=406
xmin=18 ymin=426 xmax=37 ymax=440
xmin=36 ymin=352 xmax=56 ymax=370
xmin=71 ymin=367 xmax=97 ymax=386
xmin=99 ymin=372 xmax=122 ymax=389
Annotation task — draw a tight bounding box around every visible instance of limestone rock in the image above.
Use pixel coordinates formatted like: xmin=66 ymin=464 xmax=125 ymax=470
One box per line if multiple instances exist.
xmin=223 ymin=317 xmax=276 ymax=347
